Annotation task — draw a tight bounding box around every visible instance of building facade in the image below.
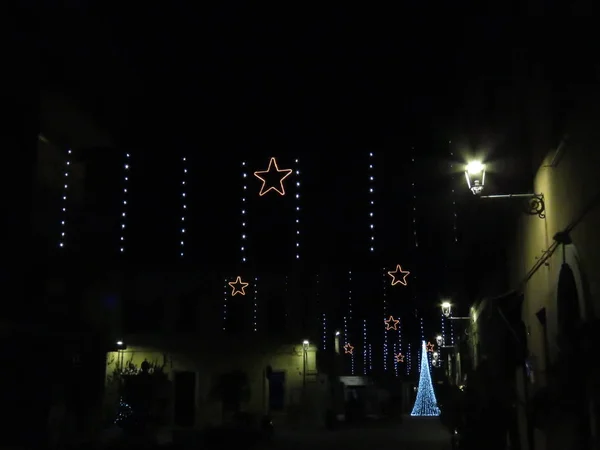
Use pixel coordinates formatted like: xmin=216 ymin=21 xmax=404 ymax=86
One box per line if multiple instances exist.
xmin=104 ymin=337 xmax=324 ymax=431
xmin=469 ymin=86 xmax=600 ymax=450
xmin=509 ymin=130 xmax=600 ymax=450
xmin=99 ymin=268 xmax=328 ymax=432
xmin=1 ymin=90 xmax=117 ymax=448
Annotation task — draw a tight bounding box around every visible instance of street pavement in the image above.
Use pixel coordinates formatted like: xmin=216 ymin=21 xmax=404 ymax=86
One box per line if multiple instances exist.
xmin=267 ymin=416 xmax=451 ymax=450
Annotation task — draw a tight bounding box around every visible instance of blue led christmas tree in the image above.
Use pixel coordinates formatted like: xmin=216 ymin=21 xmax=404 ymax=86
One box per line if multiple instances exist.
xmin=114 ymin=396 xmax=133 ymax=426
xmin=410 ymin=340 xmax=440 ymax=416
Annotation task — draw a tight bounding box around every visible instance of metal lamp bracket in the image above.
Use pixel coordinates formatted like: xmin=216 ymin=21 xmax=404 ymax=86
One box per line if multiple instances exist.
xmin=480 ymin=193 xmax=546 ymax=219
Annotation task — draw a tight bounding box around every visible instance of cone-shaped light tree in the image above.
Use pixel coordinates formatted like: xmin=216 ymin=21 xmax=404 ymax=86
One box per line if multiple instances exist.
xmin=410 ymin=340 xmax=440 ymax=416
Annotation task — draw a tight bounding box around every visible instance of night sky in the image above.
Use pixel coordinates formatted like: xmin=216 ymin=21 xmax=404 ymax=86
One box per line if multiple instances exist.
xmin=28 ymin=9 xmax=595 ymax=354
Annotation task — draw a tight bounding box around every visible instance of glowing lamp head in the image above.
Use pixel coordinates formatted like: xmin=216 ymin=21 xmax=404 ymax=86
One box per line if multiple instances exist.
xmin=465 ymin=161 xmax=486 ymax=195
xmin=116 ymin=340 xmax=123 ymax=346
xmin=435 ymin=335 xmax=443 ymax=346
xmin=441 ymin=302 xmax=452 ymax=318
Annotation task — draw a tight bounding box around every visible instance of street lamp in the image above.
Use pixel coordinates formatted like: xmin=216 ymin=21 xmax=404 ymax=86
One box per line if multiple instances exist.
xmin=464 ymin=160 xmax=546 ymax=219
xmin=302 ymin=340 xmax=309 ymax=388
xmin=116 ymin=340 xmax=126 ymax=370
xmin=465 ymin=161 xmax=485 ymax=195
xmin=436 ymin=335 xmax=443 ymax=346
xmin=441 ymin=302 xmax=452 ymax=318
xmin=440 ymin=302 xmax=471 ymax=321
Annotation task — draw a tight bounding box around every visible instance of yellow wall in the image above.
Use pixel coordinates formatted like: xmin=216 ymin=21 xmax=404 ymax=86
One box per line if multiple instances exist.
xmin=510 ymin=135 xmax=600 ymax=450
xmin=105 ymin=340 xmax=324 ymax=428
xmin=514 ymin=140 xmax=600 ymax=374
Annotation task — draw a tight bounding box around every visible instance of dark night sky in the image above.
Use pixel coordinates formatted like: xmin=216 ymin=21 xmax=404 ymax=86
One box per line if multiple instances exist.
xmin=30 ymin=8 xmax=595 ymax=327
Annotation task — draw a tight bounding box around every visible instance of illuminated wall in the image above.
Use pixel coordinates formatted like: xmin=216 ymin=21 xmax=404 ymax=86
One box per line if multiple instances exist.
xmin=105 ymin=341 xmax=323 ymax=427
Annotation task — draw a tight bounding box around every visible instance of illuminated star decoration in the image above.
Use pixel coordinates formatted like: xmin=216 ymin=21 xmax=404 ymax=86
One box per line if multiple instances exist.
xmin=395 ymin=353 xmax=404 ymax=363
xmin=387 ymin=264 xmax=410 ymax=286
xmin=344 ymin=343 xmax=354 ymax=355
xmin=426 ymin=342 xmax=434 ymax=353
xmin=228 ymin=276 xmax=249 ymax=296
xmin=253 ymin=157 xmax=293 ymax=196
xmin=384 ymin=315 xmax=400 ymax=331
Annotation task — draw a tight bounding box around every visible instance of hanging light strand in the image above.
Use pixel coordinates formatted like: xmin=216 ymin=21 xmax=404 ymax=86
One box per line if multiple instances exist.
xmin=343 ymin=316 xmax=348 ymax=345
xmin=343 ymin=315 xmax=349 ymax=374
xmin=179 ymin=156 xmax=187 ymax=257
xmin=383 ymin=267 xmax=389 ymax=371
xmin=449 ymin=140 xmax=458 ymax=243
xmin=222 ymin=277 xmax=228 ymax=331
xmin=253 ymin=276 xmax=258 ymax=332
xmin=240 ymin=161 xmax=248 ymax=263
xmin=58 ymin=149 xmax=72 ymax=248
xmin=294 ymin=158 xmax=301 ymax=259
xmin=348 ymin=270 xmax=354 ymax=375
xmin=411 ymin=147 xmax=419 ymax=248
xmin=120 ymin=152 xmax=130 ymax=253
xmin=368 ymin=152 xmax=375 ymax=252
xmin=363 ymin=319 xmax=368 ymax=375
xmin=450 ymin=311 xmax=455 ymax=346
xmin=398 ymin=318 xmax=403 ymax=375
xmin=419 ymin=317 xmax=425 ymax=372
xmin=322 ymin=313 xmax=327 ymax=350
xmin=411 ymin=147 xmax=419 ymax=315
xmin=318 ymin=275 xmax=326 ymax=350
xmin=440 ymin=311 xmax=446 ymax=363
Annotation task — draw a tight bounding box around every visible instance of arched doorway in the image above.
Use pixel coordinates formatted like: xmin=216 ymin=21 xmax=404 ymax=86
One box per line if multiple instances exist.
xmin=555 ymin=257 xmax=591 ymax=447
xmin=556 ymin=263 xmax=580 ymax=347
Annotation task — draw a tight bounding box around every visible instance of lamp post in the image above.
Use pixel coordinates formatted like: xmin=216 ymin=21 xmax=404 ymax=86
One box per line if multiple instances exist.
xmin=302 ymin=340 xmax=309 ymax=388
xmin=440 ymin=303 xmax=472 ymax=384
xmin=464 ymin=160 xmax=546 ymax=218
xmin=116 ymin=340 xmax=125 ymax=370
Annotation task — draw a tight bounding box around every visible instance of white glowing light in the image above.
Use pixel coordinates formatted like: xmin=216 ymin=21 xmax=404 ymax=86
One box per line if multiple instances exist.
xmin=59 ymin=149 xmax=73 ymax=248
xmin=241 ymin=161 xmax=248 ymax=263
xmin=179 ymin=156 xmax=187 ymax=257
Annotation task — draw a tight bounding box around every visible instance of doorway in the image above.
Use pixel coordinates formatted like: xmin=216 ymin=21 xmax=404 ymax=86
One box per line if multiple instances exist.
xmin=556 ymin=262 xmax=591 ymax=446
xmin=174 ymin=371 xmax=196 ymax=427
xmin=268 ymin=371 xmax=286 ymax=411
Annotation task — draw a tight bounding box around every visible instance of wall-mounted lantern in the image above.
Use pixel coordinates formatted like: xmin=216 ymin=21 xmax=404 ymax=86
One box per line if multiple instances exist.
xmin=465 ymin=161 xmax=485 ymax=195
xmin=464 ymin=160 xmax=545 ymax=218
xmin=441 ymin=301 xmax=452 ymax=318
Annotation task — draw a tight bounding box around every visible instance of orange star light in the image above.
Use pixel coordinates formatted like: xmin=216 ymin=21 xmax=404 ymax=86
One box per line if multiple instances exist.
xmin=384 ymin=315 xmax=400 ymax=331
xmin=395 ymin=353 xmax=404 ymax=363
xmin=343 ymin=343 xmax=354 ymax=355
xmin=228 ymin=276 xmax=249 ymax=296
xmin=387 ymin=264 xmax=410 ymax=286
xmin=426 ymin=342 xmax=435 ymax=352
xmin=253 ymin=157 xmax=293 ymax=196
